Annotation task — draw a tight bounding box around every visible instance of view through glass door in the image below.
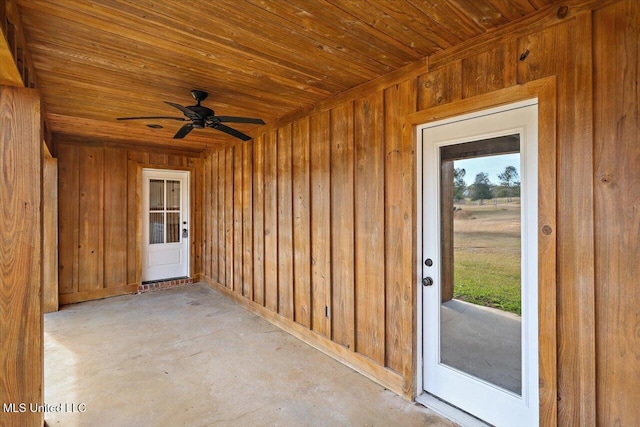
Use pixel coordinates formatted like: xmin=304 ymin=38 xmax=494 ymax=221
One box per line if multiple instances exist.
xmin=421 ymin=102 xmax=539 ymax=426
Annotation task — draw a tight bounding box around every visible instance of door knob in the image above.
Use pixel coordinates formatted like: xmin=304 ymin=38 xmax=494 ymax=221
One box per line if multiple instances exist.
xmin=422 ymin=277 xmax=434 ymax=287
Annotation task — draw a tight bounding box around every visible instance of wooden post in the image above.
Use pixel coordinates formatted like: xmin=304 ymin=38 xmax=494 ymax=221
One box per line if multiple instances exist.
xmin=43 ymin=156 xmax=59 ymax=313
xmin=440 ymin=161 xmax=455 ymax=303
xmin=0 ymin=86 xmax=43 ymax=427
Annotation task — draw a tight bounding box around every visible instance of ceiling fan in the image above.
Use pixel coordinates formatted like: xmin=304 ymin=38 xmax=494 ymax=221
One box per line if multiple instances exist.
xmin=117 ymin=90 xmax=265 ymax=141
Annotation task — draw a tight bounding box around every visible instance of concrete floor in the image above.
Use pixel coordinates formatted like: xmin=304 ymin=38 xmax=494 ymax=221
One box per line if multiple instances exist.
xmin=440 ymin=299 xmax=521 ymax=394
xmin=44 ymin=283 xmax=456 ymax=427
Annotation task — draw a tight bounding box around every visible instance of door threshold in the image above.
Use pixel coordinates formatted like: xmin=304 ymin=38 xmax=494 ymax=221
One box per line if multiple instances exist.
xmin=415 ymin=393 xmax=490 ymax=427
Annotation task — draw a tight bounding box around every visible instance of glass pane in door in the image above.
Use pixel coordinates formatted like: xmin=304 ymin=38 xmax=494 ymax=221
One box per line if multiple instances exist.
xmin=166 ymin=212 xmax=180 ymax=243
xmin=149 ymin=212 xmax=164 ymax=244
xmin=439 ymin=135 xmax=523 ymax=395
xmin=150 ymin=179 xmax=164 ymax=210
xmin=166 ymin=180 xmax=181 ymax=210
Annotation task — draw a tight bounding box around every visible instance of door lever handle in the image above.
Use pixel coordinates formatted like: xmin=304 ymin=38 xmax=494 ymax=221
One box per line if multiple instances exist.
xmin=422 ymin=277 xmax=434 ymax=287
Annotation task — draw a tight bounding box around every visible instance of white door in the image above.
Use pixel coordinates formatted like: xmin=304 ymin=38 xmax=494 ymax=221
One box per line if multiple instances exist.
xmin=142 ymin=169 xmax=190 ymax=282
xmin=419 ymin=102 xmax=538 ymax=426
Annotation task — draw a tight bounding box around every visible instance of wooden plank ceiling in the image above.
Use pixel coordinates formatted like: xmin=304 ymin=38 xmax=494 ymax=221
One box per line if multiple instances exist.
xmin=16 ymin=0 xmax=558 ymax=152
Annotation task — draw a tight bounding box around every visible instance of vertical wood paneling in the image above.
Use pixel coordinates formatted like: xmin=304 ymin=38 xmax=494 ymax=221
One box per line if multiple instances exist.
xmin=310 ymin=111 xmax=331 ymax=337
xmin=330 ymin=102 xmax=355 ymax=349
xmin=57 ymin=144 xmax=78 ymax=295
xmin=218 ymin=149 xmax=226 ymax=284
xmin=0 ymin=86 xmax=43 ymax=427
xmin=188 ymin=156 xmax=202 ymax=277
xmin=277 ymin=124 xmax=294 ymax=319
xmin=103 ymin=148 xmax=127 ymax=288
xmin=225 ymin=148 xmax=234 ymax=289
xmin=43 ymin=157 xmax=59 ymax=313
xmin=264 ymin=130 xmax=279 ymax=312
xmin=594 ymin=2 xmax=640 ymax=426
xmin=253 ymin=135 xmax=266 ymax=306
xmin=203 ymin=153 xmax=211 ymax=279
xmin=233 ymin=145 xmax=243 ymax=294
xmin=384 ymin=79 xmax=416 ymax=374
xmin=127 ymin=151 xmax=146 ymax=285
xmin=462 ymin=41 xmax=517 ymax=98
xmin=211 ymin=151 xmax=219 ymax=282
xmin=192 ymin=6 xmax=639 ymax=423
xmin=242 ymin=142 xmax=253 ymax=299
xmin=517 ymin=19 xmax=596 ymax=425
xmin=57 ymin=145 xmax=199 ymax=303
xmin=292 ymin=118 xmax=311 ymax=327
xmin=149 ymin=152 xmax=168 ymax=166
xmin=354 ymin=92 xmax=385 ymax=364
xmin=78 ymin=146 xmax=104 ymax=292
xmin=168 ymin=154 xmax=186 ymax=167
xmin=418 ymin=60 xmax=462 ymax=110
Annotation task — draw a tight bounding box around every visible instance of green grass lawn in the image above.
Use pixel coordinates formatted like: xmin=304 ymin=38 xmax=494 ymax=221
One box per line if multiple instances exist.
xmin=453 ymin=249 xmax=522 ymax=315
xmin=452 ymin=202 xmax=522 ymax=315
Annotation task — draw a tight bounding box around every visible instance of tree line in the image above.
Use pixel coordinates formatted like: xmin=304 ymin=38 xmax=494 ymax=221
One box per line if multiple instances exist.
xmin=454 ymin=166 xmax=520 ymax=203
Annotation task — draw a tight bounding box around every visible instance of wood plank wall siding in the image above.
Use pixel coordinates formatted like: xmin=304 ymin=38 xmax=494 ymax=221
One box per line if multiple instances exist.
xmin=199 ymin=1 xmax=640 ymax=425
xmin=0 ymin=86 xmax=43 ymax=427
xmin=56 ymin=142 xmax=202 ymax=304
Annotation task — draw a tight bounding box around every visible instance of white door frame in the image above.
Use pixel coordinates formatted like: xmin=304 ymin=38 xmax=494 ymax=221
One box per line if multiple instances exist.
xmin=415 ymin=100 xmax=539 ymax=426
xmin=141 ymin=168 xmax=190 ymax=282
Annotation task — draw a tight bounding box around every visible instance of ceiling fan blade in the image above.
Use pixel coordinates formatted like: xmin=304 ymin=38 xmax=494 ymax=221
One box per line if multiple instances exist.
xmin=117 ymin=116 xmax=186 ymax=121
xmin=214 ymin=124 xmax=252 ymax=141
xmin=164 ymin=101 xmax=200 ymax=120
xmin=215 ymin=116 xmax=265 ymax=125
xmin=173 ymin=123 xmax=194 ymax=139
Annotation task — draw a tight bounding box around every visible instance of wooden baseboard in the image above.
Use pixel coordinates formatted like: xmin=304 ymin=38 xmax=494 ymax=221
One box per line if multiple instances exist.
xmin=201 ymin=276 xmax=405 ymax=397
xmin=59 ymin=284 xmax=139 ymax=305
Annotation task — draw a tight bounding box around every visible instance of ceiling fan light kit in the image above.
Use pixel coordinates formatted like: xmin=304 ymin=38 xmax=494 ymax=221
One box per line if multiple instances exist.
xmin=117 ymin=90 xmax=265 ymax=141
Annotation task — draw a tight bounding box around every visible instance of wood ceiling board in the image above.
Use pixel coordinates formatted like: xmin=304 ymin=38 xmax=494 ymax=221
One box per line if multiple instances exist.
xmin=63 ymin=0 xmax=369 ymax=89
xmin=446 ymin=0 xmax=510 ymax=29
xmin=34 ymin=74 xmax=287 ymax=121
xmin=16 ymin=0 xmax=562 ymax=152
xmin=199 ymin=0 xmax=401 ymax=76
xmin=326 ymin=0 xmax=462 ymax=55
xmin=18 ymin=1 xmax=347 ymax=96
xmin=242 ymin=0 xmax=421 ymax=66
xmin=48 ymin=114 xmax=233 ymax=151
xmin=19 ymin=9 xmax=340 ymax=99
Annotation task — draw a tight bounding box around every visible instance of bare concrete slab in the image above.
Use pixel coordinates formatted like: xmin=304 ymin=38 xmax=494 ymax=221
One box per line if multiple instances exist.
xmin=440 ymin=299 xmax=521 ymax=394
xmin=44 ymin=283 xmax=456 ymax=427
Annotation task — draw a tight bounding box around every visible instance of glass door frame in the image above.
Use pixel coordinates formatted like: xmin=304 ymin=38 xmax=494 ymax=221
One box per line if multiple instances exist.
xmin=410 ymin=78 xmax=558 ymax=426
xmin=417 ymin=99 xmax=539 ymax=426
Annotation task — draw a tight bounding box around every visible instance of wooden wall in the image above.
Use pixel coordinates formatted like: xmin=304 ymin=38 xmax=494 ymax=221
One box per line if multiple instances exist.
xmin=56 ymin=141 xmax=202 ymax=304
xmin=43 ymin=155 xmax=59 ymax=313
xmin=593 ymin=2 xmax=639 ymax=426
xmin=200 ymin=1 xmax=639 ymax=425
xmin=0 ymin=86 xmax=43 ymax=427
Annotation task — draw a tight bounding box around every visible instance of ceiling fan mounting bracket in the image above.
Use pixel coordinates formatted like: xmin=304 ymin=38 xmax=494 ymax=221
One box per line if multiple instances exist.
xmin=191 ymin=90 xmax=208 ymax=103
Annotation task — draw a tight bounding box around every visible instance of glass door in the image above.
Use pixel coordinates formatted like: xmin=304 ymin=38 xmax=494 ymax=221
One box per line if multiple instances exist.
xmin=421 ymin=102 xmax=539 ymax=426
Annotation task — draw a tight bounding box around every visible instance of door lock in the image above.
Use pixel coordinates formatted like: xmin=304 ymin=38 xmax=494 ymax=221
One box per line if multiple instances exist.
xmin=422 ymin=277 xmax=434 ymax=287
xmin=182 ymin=228 xmax=189 ymax=238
